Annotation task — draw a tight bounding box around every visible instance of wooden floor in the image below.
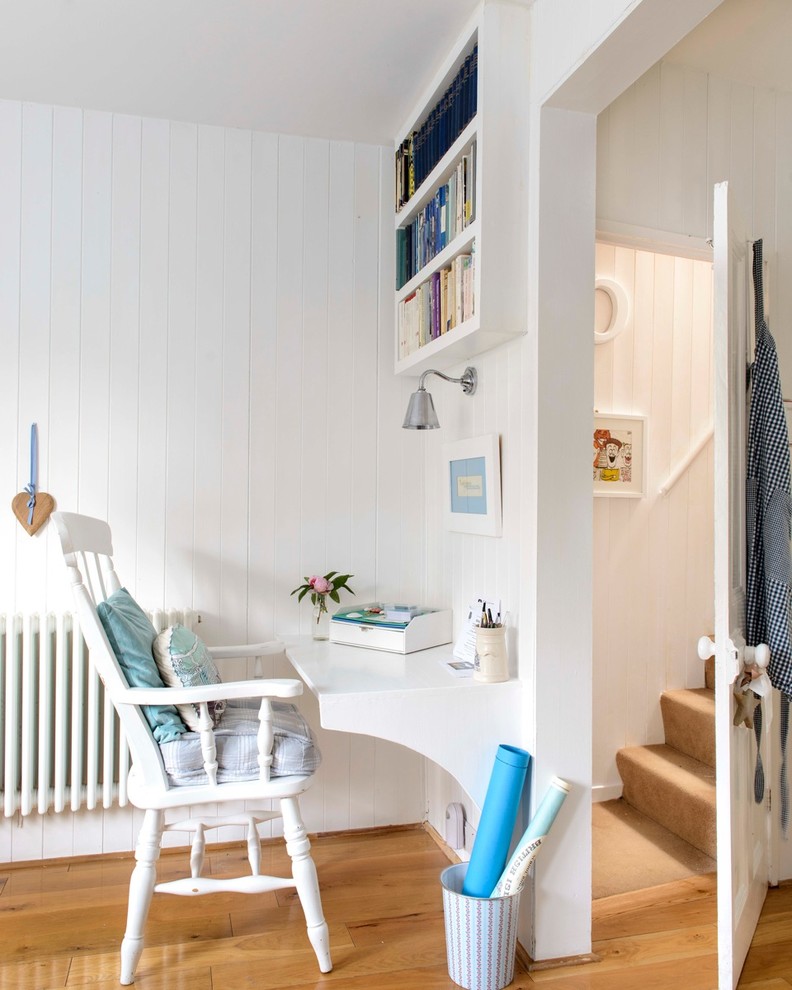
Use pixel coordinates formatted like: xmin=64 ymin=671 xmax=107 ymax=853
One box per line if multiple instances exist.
xmin=0 ymin=825 xmax=790 ymax=990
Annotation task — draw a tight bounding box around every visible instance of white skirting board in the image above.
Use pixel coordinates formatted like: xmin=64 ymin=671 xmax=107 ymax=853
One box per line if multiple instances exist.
xmin=592 ymin=783 xmax=623 ymax=803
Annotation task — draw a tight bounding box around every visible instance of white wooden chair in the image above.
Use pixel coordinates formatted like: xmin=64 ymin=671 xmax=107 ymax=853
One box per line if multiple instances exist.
xmin=52 ymin=511 xmax=332 ymax=984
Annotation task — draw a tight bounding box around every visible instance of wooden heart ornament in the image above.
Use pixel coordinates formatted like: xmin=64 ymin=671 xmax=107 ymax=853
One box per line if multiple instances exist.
xmin=12 ymin=491 xmax=55 ymax=536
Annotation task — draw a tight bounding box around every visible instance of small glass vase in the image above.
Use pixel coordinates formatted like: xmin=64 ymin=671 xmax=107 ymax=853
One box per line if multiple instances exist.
xmin=312 ymin=600 xmax=330 ymax=641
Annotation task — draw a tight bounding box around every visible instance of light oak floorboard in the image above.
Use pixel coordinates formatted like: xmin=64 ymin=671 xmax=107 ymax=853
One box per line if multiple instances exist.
xmin=592 ymin=872 xmax=717 ymax=941
xmin=4 ymin=826 xmax=792 ymax=990
xmin=738 ymin=883 xmax=792 ymax=988
xmin=0 ymin=959 xmax=71 ymax=990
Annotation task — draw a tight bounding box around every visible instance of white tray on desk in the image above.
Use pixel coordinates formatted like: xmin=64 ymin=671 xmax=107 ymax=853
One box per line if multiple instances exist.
xmin=329 ymin=608 xmax=452 ymax=653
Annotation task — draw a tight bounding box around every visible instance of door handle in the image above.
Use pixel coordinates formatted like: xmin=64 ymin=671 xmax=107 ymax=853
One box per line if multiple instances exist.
xmin=698 ymin=636 xmax=770 ymax=685
xmin=744 ymin=644 xmax=770 ymax=669
xmin=698 ymin=635 xmax=716 ymax=660
xmin=697 ymin=636 xmax=770 ymax=670
xmin=743 ymin=643 xmax=772 ymax=696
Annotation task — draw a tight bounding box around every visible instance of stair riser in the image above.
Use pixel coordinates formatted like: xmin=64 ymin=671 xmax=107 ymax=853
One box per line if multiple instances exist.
xmin=616 ymin=754 xmax=716 ymax=859
xmin=660 ymin=699 xmax=715 ymax=768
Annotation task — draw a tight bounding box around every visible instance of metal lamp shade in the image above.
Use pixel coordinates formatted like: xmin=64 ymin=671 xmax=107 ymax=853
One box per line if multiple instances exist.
xmin=403 ymin=388 xmax=440 ymax=429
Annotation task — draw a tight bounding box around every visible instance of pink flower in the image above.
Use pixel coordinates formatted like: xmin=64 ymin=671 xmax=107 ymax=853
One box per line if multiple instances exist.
xmin=311 ymin=576 xmax=332 ymax=594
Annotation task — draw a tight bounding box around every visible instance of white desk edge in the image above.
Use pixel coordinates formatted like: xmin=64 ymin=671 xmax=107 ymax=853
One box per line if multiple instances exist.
xmin=282 ymin=636 xmax=524 ymax=809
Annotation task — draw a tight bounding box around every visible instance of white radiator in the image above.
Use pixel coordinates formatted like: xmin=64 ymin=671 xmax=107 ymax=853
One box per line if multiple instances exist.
xmin=0 ymin=609 xmax=196 ymax=818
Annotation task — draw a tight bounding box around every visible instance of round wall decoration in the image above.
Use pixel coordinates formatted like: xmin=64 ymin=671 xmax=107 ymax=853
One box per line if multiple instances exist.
xmin=594 ymin=276 xmax=629 ymax=344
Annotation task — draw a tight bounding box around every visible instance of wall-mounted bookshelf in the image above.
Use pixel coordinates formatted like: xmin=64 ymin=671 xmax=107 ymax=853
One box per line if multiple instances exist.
xmin=393 ymin=1 xmax=530 ymax=378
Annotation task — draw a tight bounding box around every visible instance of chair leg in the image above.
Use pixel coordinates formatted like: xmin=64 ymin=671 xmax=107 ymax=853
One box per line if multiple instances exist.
xmin=280 ymin=796 xmax=332 ymax=973
xmin=246 ymin=816 xmax=262 ymax=876
xmin=120 ymin=809 xmax=164 ymax=985
xmin=190 ymin=823 xmax=206 ymax=878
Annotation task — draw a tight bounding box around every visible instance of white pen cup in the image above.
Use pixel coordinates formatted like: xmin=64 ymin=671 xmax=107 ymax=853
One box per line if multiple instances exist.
xmin=474 ymin=626 xmax=508 ymax=683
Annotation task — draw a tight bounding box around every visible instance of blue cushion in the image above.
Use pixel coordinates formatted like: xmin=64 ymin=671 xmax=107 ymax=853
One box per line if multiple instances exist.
xmin=97 ymin=588 xmax=186 ymax=743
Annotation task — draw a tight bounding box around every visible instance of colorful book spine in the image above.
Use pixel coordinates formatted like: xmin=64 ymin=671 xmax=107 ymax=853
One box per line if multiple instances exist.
xmin=395 ymin=144 xmax=476 ymax=290
xmin=396 ymin=251 xmax=476 ymax=358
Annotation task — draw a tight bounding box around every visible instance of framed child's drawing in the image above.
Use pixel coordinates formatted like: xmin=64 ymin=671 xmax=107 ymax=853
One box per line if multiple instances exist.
xmin=593 ymin=414 xmax=647 ymax=497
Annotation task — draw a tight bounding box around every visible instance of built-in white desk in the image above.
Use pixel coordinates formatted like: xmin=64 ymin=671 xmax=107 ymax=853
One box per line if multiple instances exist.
xmin=283 ymin=637 xmax=524 ymax=809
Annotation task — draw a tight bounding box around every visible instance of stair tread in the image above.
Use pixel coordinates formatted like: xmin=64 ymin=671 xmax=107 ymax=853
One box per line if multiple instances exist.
xmin=661 ymin=688 xmax=715 ymax=713
xmin=616 ymin=744 xmax=717 ymax=858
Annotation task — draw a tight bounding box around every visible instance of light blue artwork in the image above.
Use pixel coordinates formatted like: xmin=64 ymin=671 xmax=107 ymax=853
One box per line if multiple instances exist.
xmin=449 ymin=456 xmax=487 ymax=515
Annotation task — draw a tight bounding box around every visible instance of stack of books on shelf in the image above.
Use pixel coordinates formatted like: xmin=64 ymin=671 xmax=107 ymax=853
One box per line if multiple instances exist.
xmin=398 ymin=252 xmax=475 ymax=358
xmin=395 ymin=44 xmax=478 ymax=210
xmin=396 ymin=145 xmax=475 ymax=290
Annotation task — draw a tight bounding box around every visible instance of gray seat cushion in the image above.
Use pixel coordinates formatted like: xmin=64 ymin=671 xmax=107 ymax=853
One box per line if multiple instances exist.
xmin=159 ymin=701 xmax=321 ymax=785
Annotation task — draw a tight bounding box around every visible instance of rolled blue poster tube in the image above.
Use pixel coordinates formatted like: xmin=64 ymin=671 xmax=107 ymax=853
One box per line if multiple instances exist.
xmin=491 ymin=776 xmax=570 ymax=896
xmin=462 ymin=744 xmax=531 ymax=897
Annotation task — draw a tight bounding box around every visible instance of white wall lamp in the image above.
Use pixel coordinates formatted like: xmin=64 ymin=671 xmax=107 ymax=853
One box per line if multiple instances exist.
xmin=402 ymin=367 xmax=478 ymax=429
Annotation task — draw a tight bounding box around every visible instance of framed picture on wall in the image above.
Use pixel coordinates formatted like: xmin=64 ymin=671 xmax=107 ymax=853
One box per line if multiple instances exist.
xmin=593 ymin=413 xmax=647 ymax=497
xmin=442 ymin=434 xmax=502 ymax=536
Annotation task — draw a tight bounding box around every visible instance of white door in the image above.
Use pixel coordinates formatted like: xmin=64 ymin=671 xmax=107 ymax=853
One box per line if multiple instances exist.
xmin=708 ymin=180 xmax=771 ymax=988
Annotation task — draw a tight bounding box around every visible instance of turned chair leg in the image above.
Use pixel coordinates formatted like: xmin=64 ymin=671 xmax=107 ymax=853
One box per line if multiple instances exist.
xmin=280 ymin=796 xmax=332 ymax=973
xmin=190 ymin=823 xmax=206 ymax=878
xmin=120 ymin=809 xmax=164 ymax=985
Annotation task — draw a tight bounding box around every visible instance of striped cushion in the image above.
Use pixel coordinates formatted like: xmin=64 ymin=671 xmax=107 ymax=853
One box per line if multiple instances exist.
xmin=159 ymin=701 xmax=321 ymax=785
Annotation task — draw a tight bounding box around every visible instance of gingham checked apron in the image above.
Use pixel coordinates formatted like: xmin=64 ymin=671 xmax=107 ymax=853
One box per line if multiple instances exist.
xmin=746 ymin=239 xmax=792 ymax=832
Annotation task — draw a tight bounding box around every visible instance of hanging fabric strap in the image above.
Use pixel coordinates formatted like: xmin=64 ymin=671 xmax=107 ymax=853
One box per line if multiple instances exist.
xmin=25 ymin=423 xmax=38 ymax=526
xmin=753 ymin=700 xmax=765 ymax=803
xmin=749 ymin=242 xmax=767 ymax=804
xmin=754 ymin=238 xmax=765 ymax=331
xmin=781 ymin=693 xmax=790 ymax=836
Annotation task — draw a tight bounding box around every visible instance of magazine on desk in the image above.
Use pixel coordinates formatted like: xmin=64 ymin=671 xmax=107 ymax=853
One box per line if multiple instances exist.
xmin=331 ymin=603 xmax=429 ymax=629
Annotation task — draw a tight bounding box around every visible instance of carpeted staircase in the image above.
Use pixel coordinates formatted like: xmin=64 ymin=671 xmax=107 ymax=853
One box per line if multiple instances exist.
xmin=615 ymin=679 xmax=716 ymax=858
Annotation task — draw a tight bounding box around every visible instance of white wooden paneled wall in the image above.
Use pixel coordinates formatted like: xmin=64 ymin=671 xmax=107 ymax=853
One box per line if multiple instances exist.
xmin=592 ymin=242 xmax=714 ymax=795
xmin=0 ymin=98 xmax=427 ymax=862
xmin=417 ymin=336 xmax=528 ymax=837
xmin=597 ymin=59 xmax=792 ymax=398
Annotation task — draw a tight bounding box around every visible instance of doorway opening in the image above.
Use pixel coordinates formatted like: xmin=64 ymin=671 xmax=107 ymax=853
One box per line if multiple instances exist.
xmin=590 ymin=235 xmax=716 ymax=900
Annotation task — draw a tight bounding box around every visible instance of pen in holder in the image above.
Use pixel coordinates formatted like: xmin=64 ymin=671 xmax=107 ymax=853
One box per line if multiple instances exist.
xmin=474 ymin=624 xmax=508 ymax=683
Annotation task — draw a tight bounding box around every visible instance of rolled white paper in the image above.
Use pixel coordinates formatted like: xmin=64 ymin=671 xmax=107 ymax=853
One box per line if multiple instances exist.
xmin=491 ymin=776 xmax=570 ymax=897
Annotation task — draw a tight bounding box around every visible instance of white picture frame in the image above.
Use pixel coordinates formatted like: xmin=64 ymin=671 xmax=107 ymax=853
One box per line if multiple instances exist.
xmin=593 ymin=413 xmax=647 ymax=497
xmin=442 ymin=434 xmax=502 ymax=536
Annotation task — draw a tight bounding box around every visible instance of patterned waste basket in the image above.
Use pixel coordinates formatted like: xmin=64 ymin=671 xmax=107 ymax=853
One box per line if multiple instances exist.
xmin=441 ymin=862 xmax=522 ymax=990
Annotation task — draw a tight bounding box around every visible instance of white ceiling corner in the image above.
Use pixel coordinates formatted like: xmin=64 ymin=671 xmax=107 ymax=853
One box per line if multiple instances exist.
xmin=0 ymin=0 xmax=481 ymax=144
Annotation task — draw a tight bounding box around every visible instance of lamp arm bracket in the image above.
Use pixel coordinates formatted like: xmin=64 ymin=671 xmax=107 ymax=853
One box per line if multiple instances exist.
xmin=418 ymin=367 xmax=477 ymax=395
